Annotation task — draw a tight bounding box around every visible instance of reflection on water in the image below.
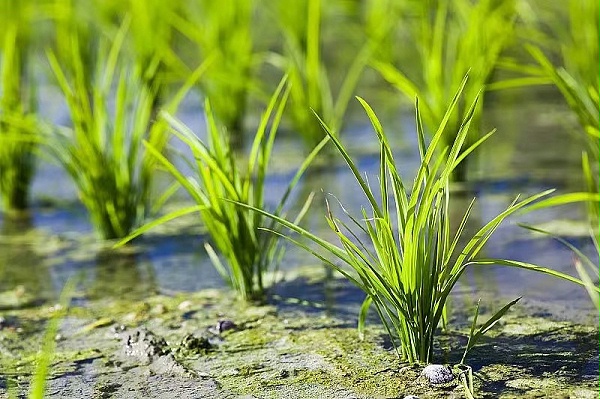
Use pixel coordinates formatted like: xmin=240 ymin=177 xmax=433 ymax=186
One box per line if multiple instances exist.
xmin=0 ymin=217 xmax=53 ymax=307
xmin=83 ymin=250 xmax=158 ymax=301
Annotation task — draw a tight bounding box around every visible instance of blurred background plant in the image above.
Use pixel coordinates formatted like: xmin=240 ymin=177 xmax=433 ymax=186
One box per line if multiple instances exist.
xmin=523 ymin=0 xmax=598 ymax=194
xmin=46 ymin=21 xmax=209 ymax=239
xmin=0 ymin=0 xmax=40 ymax=217
xmin=373 ymin=0 xmax=518 ymax=181
xmin=172 ymin=0 xmax=256 ymax=147
xmin=268 ymin=0 xmax=373 ymax=150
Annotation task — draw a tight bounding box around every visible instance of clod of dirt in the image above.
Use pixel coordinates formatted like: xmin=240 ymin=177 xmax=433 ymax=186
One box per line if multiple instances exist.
xmin=118 ymin=328 xmax=190 ymax=377
xmin=123 ymin=328 xmax=170 ymax=363
xmin=422 ymin=364 xmax=454 ymax=385
xmin=175 ymin=334 xmax=213 ymax=356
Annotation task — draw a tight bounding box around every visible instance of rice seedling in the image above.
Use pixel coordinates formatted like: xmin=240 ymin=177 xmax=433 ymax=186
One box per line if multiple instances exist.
xmin=116 ymin=77 xmax=329 ymax=302
xmin=234 ymin=76 xmax=593 ymax=363
xmin=527 ymin=0 xmax=600 ymax=308
xmin=47 ymin=21 xmax=210 ymax=239
xmin=270 ymin=0 xmax=372 ymax=149
xmin=27 ymin=278 xmax=77 ymax=399
xmin=0 ymin=1 xmax=38 ymax=216
xmin=373 ymin=0 xmax=517 ymax=181
xmin=518 ymin=162 xmax=600 ymax=309
xmin=172 ymin=0 xmax=256 ymax=145
xmin=522 ymin=0 xmax=599 ymax=162
xmin=126 ymin=0 xmax=183 ymax=101
xmin=109 ymin=0 xmax=186 ymax=111
xmin=361 ymin=0 xmax=405 ymax=65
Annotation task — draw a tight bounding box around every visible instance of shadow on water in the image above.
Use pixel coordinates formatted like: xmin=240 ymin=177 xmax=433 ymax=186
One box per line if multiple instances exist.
xmin=270 ymin=272 xmax=367 ymax=320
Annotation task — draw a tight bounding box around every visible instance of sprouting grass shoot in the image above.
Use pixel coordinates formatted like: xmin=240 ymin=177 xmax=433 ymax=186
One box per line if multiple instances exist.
xmin=116 ymin=76 xmax=329 ymax=302
xmin=234 ymin=75 xmax=595 ymax=363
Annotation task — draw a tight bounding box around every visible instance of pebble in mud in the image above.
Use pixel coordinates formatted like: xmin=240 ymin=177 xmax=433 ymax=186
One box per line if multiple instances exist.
xmin=421 ymin=364 xmax=454 ymax=385
xmin=216 ymin=319 xmax=237 ymax=333
xmin=208 ymin=319 xmax=238 ymax=335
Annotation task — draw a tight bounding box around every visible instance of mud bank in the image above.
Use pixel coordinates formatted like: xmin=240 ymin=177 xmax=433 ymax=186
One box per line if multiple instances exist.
xmin=0 ymin=276 xmax=597 ymax=399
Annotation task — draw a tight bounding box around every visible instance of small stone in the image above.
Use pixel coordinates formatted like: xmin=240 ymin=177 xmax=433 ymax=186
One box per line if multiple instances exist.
xmin=178 ymin=300 xmax=193 ymax=310
xmin=404 ymin=396 xmax=420 ymax=399
xmin=422 ymin=364 xmax=454 ymax=385
xmin=152 ymin=303 xmax=168 ymax=315
xmin=216 ymin=319 xmax=237 ymax=333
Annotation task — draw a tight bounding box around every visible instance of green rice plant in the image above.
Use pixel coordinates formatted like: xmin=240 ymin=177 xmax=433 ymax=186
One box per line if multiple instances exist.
xmin=529 ymin=1 xmax=600 ymax=237
xmin=527 ymin=0 xmax=600 ymax=307
xmin=48 ymin=0 xmax=101 ymax=112
xmin=3 ymin=277 xmax=77 ymax=399
xmin=172 ymin=0 xmax=256 ymax=144
xmin=116 ymin=77 xmax=329 ymax=302
xmin=499 ymin=1 xmax=598 ymax=161
xmin=234 ymin=77 xmax=593 ymax=363
xmin=47 ymin=22 xmax=210 ymax=239
xmin=106 ymin=0 xmax=186 ymax=109
xmin=0 ymin=1 xmax=38 ymax=216
xmin=51 ymin=0 xmax=185 ymax=113
xmin=373 ymin=0 xmax=517 ymax=181
xmin=28 ymin=278 xmax=77 ymax=399
xmin=126 ymin=0 xmax=183 ymax=101
xmin=361 ymin=0 xmax=405 ymax=65
xmin=575 ymin=152 xmax=600 ymax=309
xmin=270 ymin=0 xmax=372 ymax=149
xmin=518 ymin=167 xmax=600 ymax=309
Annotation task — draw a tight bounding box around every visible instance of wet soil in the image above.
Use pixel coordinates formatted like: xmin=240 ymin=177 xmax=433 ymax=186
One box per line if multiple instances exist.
xmin=0 ymin=267 xmax=597 ymax=399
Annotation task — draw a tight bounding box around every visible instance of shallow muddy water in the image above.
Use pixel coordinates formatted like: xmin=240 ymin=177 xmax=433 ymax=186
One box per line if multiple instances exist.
xmin=1 ymin=86 xmax=596 ymax=319
xmin=0 ymin=85 xmax=597 ymax=398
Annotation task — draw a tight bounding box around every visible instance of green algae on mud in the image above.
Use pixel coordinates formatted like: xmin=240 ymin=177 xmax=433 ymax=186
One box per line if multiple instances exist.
xmin=0 ymin=279 xmax=597 ymax=398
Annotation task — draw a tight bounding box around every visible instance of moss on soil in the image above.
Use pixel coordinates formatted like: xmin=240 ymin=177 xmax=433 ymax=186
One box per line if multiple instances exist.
xmin=0 ymin=269 xmax=597 ymax=398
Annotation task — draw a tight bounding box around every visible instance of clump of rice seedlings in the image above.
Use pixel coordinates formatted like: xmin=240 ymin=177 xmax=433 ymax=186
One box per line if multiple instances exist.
xmin=117 ymin=77 xmax=328 ymax=302
xmin=521 ymin=0 xmax=599 ymax=173
xmin=373 ymin=0 xmax=517 ymax=181
xmin=126 ymin=0 xmax=182 ymax=99
xmin=361 ymin=0 xmax=405 ymax=64
xmin=270 ymin=0 xmax=372 ymax=149
xmin=47 ymin=22 xmax=208 ymax=239
xmin=49 ymin=0 xmax=105 ymax=118
xmin=528 ymin=0 xmax=600 ymax=308
xmin=518 ymin=159 xmax=600 ymax=309
xmin=575 ymin=153 xmax=600 ymax=309
xmin=0 ymin=2 xmax=38 ymax=216
xmin=172 ymin=0 xmax=256 ymax=145
xmin=108 ymin=0 xmax=185 ymax=111
xmin=237 ymin=77 xmax=593 ymax=363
